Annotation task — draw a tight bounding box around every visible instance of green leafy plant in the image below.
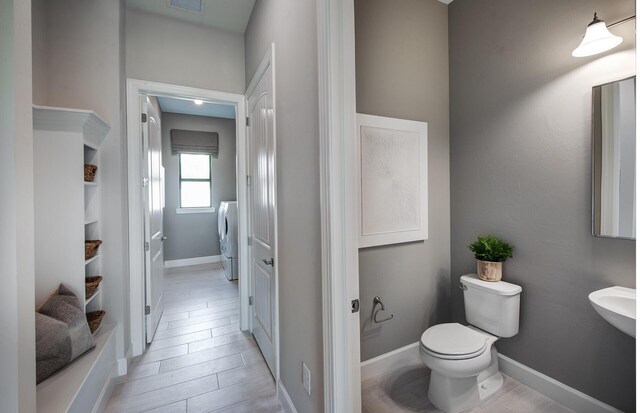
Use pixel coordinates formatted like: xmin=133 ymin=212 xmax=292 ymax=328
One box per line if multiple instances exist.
xmin=468 ymin=235 xmax=514 ymax=263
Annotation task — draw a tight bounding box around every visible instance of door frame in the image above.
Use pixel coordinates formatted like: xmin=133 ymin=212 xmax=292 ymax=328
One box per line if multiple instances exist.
xmin=126 ymin=79 xmax=249 ymax=357
xmin=245 ymin=43 xmax=280 ymax=381
xmin=317 ymin=0 xmax=361 ymax=412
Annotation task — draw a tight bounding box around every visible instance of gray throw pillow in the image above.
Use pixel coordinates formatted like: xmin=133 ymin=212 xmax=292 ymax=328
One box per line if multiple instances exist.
xmin=35 ymin=312 xmax=72 ymax=384
xmin=38 ymin=284 xmax=95 ymax=370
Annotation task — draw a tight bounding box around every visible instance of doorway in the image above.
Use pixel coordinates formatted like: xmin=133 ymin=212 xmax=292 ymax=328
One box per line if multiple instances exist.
xmin=142 ymin=93 xmax=241 ymax=344
xmin=125 ymin=76 xmax=281 ymax=392
xmin=126 ymin=80 xmax=251 ymax=357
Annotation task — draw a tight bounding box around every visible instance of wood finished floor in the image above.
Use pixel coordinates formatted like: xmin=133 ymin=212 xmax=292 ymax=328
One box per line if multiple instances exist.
xmin=106 ymin=264 xmax=282 ymax=413
xmin=361 ymin=361 xmax=576 ymax=413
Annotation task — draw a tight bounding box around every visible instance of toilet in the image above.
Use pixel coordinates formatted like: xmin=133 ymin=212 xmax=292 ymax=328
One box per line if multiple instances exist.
xmin=420 ymin=274 xmax=522 ymax=413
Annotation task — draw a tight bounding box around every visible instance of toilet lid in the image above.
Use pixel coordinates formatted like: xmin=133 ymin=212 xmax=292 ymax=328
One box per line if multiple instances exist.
xmin=420 ymin=323 xmax=487 ymax=356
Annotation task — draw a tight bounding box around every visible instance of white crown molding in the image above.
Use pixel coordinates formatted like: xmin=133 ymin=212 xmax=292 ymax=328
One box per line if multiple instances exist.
xmin=33 ymin=105 xmax=110 ymax=148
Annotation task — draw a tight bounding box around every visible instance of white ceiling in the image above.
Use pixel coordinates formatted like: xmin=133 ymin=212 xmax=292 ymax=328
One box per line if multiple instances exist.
xmin=157 ymin=96 xmax=236 ymax=119
xmin=126 ymin=0 xmax=256 ymax=34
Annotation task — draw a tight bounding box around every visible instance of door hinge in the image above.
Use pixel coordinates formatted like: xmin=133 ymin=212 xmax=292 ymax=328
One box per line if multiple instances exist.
xmin=145 ymin=305 xmax=151 ymax=315
xmin=249 ymin=296 xmax=254 ymax=306
xmin=142 ymin=177 xmax=149 ymax=187
xmin=144 ymin=241 xmax=150 ymax=252
xmin=246 ymin=175 xmax=251 ymax=186
xmin=246 ymin=116 xmax=250 ymax=126
xmin=141 ymin=113 xmax=148 ymax=123
xmin=351 ymin=299 xmax=360 ymax=313
xmin=248 ymin=237 xmax=252 ymax=246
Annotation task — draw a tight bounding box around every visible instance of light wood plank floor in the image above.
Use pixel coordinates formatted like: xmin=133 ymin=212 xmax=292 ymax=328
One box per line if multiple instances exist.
xmin=361 ymin=361 xmax=575 ymax=413
xmin=106 ymin=264 xmax=282 ymax=413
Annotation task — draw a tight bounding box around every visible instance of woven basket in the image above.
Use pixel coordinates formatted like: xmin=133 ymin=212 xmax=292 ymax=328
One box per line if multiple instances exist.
xmin=84 ymin=164 xmax=98 ymax=182
xmin=85 ymin=240 xmax=102 ymax=260
xmin=86 ymin=310 xmax=106 ymax=334
xmin=85 ymin=276 xmax=103 ymax=300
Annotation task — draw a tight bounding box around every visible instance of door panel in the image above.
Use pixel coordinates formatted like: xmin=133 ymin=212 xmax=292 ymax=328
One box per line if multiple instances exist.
xmin=247 ymin=52 xmax=277 ymax=376
xmin=143 ymin=96 xmax=164 ymax=343
xmin=254 ymin=261 xmax=272 ymax=339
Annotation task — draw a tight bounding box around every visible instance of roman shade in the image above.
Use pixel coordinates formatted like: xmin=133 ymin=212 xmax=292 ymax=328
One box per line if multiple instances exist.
xmin=171 ymin=129 xmax=219 ymax=157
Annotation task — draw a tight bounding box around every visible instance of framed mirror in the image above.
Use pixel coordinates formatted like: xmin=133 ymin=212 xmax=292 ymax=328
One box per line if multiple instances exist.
xmin=592 ymin=76 xmax=636 ymax=240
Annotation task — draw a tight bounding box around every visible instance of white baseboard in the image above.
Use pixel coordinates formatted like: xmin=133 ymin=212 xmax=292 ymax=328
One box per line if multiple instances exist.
xmin=498 ymin=353 xmax=623 ymax=413
xmin=117 ymin=358 xmax=128 ymax=376
xmin=164 ymin=255 xmax=221 ymax=268
xmin=360 ymin=342 xmax=421 ymax=381
xmin=278 ymin=380 xmax=297 ymax=413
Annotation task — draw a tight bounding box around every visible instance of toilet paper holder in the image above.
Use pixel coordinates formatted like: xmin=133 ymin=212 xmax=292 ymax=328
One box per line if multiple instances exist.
xmin=373 ymin=296 xmax=394 ymax=323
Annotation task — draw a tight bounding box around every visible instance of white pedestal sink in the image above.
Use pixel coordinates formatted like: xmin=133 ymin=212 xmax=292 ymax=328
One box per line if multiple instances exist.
xmin=588 ymin=287 xmax=636 ymax=338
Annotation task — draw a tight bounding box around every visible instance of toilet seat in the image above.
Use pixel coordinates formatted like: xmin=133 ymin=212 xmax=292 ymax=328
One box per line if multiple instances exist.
xmin=420 ymin=323 xmax=488 ymax=360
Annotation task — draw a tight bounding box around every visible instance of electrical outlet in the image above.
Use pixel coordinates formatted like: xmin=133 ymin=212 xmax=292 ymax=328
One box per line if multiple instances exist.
xmin=302 ymin=362 xmax=311 ymax=396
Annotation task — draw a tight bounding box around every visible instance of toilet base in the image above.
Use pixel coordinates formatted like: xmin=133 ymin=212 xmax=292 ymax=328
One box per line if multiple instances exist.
xmin=427 ymin=348 xmax=503 ymax=413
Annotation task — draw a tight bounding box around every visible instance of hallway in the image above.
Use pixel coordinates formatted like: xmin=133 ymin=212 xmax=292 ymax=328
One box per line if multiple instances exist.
xmin=106 ymin=264 xmax=282 ymax=413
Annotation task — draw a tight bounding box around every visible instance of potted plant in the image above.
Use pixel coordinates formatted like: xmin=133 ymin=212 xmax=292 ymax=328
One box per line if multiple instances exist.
xmin=468 ymin=235 xmax=514 ymax=282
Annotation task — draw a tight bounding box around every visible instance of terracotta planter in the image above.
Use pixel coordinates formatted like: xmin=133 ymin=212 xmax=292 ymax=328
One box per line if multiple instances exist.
xmin=477 ymin=260 xmax=502 ymax=282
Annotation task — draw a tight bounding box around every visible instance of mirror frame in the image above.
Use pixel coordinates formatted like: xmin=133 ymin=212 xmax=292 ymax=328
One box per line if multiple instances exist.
xmin=591 ymin=75 xmax=636 ymax=240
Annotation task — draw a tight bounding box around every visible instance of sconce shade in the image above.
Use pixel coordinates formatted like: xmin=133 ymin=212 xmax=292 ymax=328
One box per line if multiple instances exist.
xmin=572 ymin=14 xmax=623 ymax=57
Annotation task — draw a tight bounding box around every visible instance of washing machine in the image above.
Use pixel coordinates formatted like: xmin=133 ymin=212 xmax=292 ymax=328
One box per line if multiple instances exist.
xmin=218 ymin=201 xmax=238 ymax=281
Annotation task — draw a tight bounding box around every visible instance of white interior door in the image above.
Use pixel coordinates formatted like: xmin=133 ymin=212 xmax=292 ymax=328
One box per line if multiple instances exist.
xmin=246 ymin=46 xmax=277 ymax=376
xmin=142 ymin=96 xmax=165 ymax=343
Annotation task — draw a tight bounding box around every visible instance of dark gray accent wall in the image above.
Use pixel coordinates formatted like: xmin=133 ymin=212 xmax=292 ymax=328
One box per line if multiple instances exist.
xmin=161 ymin=113 xmax=236 ymax=261
xmin=355 ymin=0 xmax=450 ymax=362
xmin=245 ymin=1 xmax=323 ymax=411
xmin=449 ymin=1 xmax=635 ymax=410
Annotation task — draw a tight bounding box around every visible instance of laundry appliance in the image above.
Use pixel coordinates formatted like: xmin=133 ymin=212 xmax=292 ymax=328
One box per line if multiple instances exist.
xmin=218 ymin=201 xmax=238 ymax=281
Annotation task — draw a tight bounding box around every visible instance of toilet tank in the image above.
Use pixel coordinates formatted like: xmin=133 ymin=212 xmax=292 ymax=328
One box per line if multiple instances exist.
xmin=461 ymin=274 xmax=522 ymax=337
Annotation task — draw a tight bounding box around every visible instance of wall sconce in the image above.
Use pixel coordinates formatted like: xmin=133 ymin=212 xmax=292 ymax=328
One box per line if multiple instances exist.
xmin=572 ymin=12 xmax=636 ymax=58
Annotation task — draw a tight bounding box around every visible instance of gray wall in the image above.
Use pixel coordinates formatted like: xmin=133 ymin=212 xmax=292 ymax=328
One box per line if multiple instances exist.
xmin=32 ymin=0 xmax=130 ymax=361
xmin=126 ymin=8 xmax=245 ymax=94
xmin=449 ymin=0 xmax=635 ymax=410
xmin=161 ymin=113 xmax=237 ymax=261
xmin=355 ymin=0 xmax=451 ymax=361
xmin=1 ymin=0 xmax=36 ymax=410
xmin=245 ymin=1 xmax=323 ymax=411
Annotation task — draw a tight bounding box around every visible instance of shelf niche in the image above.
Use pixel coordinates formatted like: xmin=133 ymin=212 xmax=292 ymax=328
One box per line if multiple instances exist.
xmin=33 ymin=105 xmax=109 ymax=308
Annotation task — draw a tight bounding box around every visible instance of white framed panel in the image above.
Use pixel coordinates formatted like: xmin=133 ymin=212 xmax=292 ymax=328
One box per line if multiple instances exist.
xmin=356 ymin=114 xmax=428 ymax=248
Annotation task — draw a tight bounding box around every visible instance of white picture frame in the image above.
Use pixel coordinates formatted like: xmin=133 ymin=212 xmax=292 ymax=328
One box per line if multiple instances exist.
xmin=356 ymin=114 xmax=428 ymax=248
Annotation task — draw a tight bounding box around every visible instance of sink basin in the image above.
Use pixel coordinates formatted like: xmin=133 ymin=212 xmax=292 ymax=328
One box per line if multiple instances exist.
xmin=588 ymin=286 xmax=636 ymax=338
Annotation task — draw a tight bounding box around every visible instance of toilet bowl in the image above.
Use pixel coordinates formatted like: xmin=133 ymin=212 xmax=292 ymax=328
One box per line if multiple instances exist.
xmin=419 ymin=275 xmax=522 ymax=413
xmin=420 ymin=323 xmax=502 ymax=413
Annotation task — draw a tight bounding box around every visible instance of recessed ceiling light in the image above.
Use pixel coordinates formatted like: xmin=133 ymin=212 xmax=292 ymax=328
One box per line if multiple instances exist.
xmin=194 ymin=99 xmax=203 ymax=105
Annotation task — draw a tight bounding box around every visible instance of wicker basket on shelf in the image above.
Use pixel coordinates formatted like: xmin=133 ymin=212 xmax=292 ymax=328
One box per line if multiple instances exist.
xmin=84 ymin=164 xmax=98 ymax=182
xmin=85 ymin=276 xmax=103 ymax=300
xmin=85 ymin=240 xmax=102 ymax=260
xmin=86 ymin=310 xmax=106 ymax=334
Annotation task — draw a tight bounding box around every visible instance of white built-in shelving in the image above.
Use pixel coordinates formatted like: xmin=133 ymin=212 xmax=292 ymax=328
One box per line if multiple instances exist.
xmin=33 ymin=105 xmax=108 ymax=314
xmin=34 ymin=105 xmax=116 ymax=413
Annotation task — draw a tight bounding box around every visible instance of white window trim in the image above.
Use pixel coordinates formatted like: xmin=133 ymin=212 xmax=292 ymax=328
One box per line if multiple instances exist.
xmin=175 ymin=207 xmax=216 ymax=214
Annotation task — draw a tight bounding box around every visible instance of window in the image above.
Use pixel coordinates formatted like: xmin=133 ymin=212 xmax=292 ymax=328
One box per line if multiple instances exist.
xmin=179 ymin=154 xmax=212 ymax=208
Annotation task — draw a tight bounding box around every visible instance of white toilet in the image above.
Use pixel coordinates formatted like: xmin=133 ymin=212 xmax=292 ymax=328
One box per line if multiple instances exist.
xmin=419 ymin=274 xmax=522 ymax=413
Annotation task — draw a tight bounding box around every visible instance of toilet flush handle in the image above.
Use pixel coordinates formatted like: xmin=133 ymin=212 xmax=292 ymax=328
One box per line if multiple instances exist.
xmin=459 ymin=283 xmax=467 ymax=291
